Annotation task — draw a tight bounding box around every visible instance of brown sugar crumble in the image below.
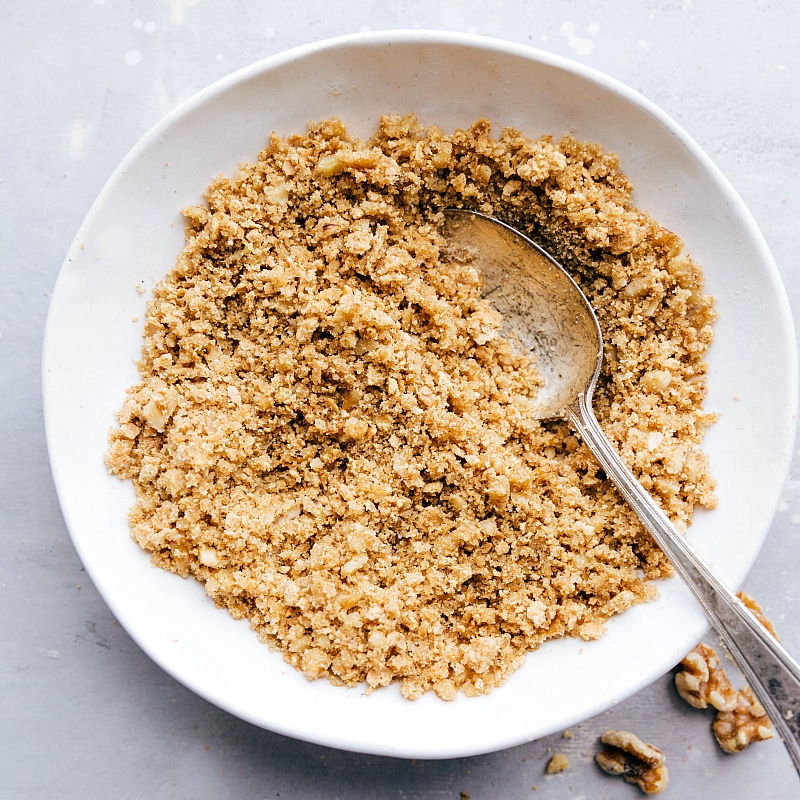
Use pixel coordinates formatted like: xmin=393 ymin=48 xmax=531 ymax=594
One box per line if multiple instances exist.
xmin=106 ymin=114 xmax=717 ymax=700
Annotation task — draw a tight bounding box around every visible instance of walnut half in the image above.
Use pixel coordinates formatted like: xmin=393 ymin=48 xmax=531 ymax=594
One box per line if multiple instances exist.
xmin=595 ymin=730 xmax=669 ymax=795
xmin=712 ymin=686 xmax=775 ymax=754
xmin=674 ymin=642 xmax=737 ymax=711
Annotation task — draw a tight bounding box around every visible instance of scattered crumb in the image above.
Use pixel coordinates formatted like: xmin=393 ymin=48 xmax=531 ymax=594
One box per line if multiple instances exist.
xmin=546 ymin=752 xmax=570 ymax=774
xmin=107 ymin=114 xmax=716 ymax=699
xmin=562 ymin=729 xmax=574 ymax=739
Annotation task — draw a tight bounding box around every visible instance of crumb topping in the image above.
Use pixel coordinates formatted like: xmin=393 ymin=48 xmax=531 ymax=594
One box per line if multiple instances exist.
xmin=106 ymin=115 xmax=716 ymax=699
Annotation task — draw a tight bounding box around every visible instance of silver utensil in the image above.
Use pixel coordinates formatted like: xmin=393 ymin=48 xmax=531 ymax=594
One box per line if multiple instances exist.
xmin=441 ymin=208 xmax=800 ymax=773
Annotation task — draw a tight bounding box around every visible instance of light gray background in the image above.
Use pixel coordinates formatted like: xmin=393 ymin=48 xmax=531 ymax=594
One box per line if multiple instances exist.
xmin=3 ymin=1 xmax=799 ymax=797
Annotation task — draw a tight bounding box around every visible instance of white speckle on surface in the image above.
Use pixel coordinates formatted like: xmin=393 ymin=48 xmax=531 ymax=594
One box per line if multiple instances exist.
xmin=761 ymin=62 xmax=788 ymax=79
xmin=164 ymin=0 xmax=200 ymax=26
xmin=588 ymin=22 xmax=601 ymax=35
xmin=559 ymin=21 xmax=594 ymax=56
xmin=124 ymin=48 xmax=142 ymax=66
xmin=791 ymin=514 xmax=800 ymax=525
xmin=639 ymin=39 xmax=653 ymax=52
xmin=145 ymin=20 xmax=156 ymax=33
xmin=66 ymin=116 xmax=91 ymax=160
xmin=133 ymin=18 xmax=143 ymax=28
xmin=36 ymin=648 xmax=61 ymax=660
xmin=264 ymin=26 xmax=275 ymax=38
xmin=778 ymin=498 xmax=790 ymax=512
xmin=93 ymin=0 xmax=105 ymax=5
xmin=466 ymin=25 xmax=478 ymax=35
xmin=215 ymin=53 xmax=223 ymax=62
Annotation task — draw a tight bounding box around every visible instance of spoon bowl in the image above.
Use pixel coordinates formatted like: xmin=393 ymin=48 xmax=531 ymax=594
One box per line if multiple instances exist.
xmin=441 ymin=209 xmax=602 ymax=419
xmin=441 ymin=208 xmax=800 ymax=775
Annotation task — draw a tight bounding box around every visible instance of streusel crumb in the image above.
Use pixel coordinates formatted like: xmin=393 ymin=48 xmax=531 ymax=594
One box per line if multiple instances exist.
xmin=106 ymin=115 xmax=716 ymax=699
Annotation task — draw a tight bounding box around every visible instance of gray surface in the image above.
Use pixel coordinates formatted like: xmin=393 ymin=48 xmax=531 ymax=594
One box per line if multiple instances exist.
xmin=2 ymin=1 xmax=799 ymax=797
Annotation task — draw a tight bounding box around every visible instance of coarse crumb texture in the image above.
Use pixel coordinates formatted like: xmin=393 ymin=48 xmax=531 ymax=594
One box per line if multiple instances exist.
xmin=106 ymin=115 xmax=716 ymax=700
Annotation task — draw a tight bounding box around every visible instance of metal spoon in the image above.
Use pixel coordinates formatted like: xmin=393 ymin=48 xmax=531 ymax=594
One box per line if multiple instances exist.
xmin=441 ymin=208 xmax=800 ymax=773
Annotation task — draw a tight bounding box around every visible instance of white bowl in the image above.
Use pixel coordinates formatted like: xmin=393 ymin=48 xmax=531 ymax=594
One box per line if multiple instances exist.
xmin=43 ymin=30 xmax=797 ymax=759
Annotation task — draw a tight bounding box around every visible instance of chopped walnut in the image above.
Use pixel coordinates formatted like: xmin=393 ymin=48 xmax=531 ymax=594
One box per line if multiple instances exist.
xmin=712 ymin=686 xmax=774 ymax=754
xmin=673 ymin=594 xmax=779 ymax=758
xmin=595 ymin=730 xmax=669 ymax=795
xmin=737 ymin=591 xmax=780 ymax=640
xmin=674 ymin=642 xmax=737 ymax=711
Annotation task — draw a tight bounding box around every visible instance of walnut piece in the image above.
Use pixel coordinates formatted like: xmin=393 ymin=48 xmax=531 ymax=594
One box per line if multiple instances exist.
xmin=737 ymin=591 xmax=780 ymax=640
xmin=595 ymin=730 xmax=669 ymax=795
xmin=674 ymin=642 xmax=737 ymax=711
xmin=674 ymin=593 xmax=778 ymax=756
xmin=545 ymin=752 xmax=570 ymax=774
xmin=712 ymin=686 xmax=774 ymax=754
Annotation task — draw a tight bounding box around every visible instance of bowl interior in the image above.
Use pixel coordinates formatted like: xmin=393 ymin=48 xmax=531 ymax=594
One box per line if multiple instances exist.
xmin=43 ymin=31 xmax=797 ymax=758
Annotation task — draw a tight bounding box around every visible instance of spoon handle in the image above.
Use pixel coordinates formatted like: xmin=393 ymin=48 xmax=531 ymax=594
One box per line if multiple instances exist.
xmin=568 ymin=394 xmax=800 ymax=773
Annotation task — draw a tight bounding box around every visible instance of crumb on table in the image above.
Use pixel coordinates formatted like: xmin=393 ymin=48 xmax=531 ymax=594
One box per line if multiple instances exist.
xmin=546 ymin=752 xmax=570 ymax=774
